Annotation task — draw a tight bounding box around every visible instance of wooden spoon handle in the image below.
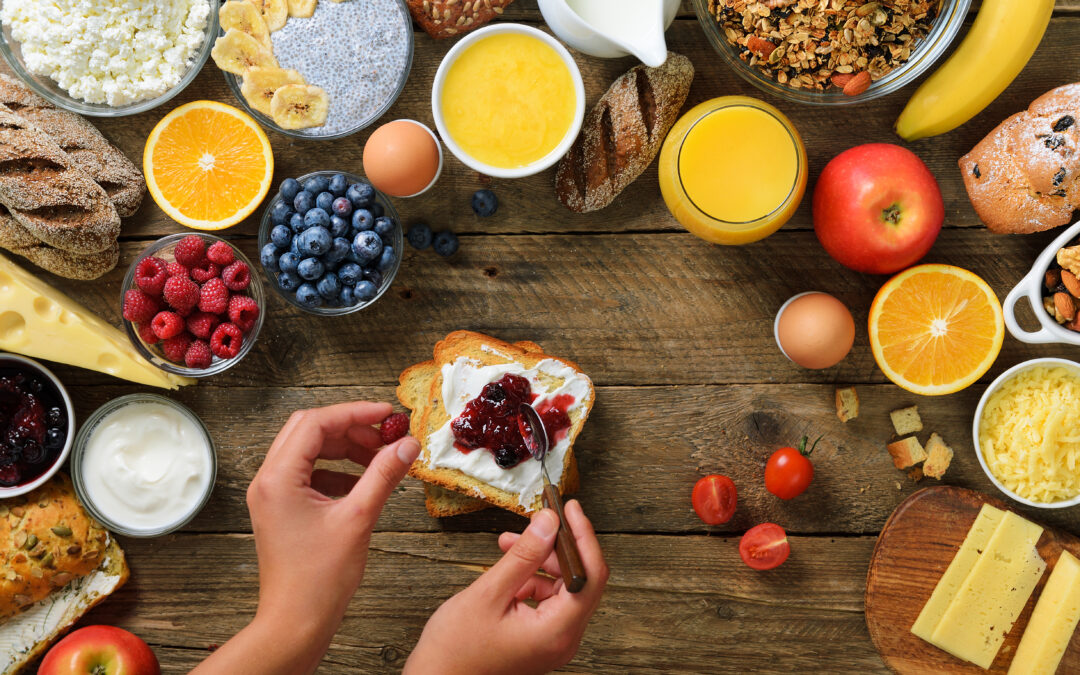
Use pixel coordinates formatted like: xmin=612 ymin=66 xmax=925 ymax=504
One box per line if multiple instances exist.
xmin=542 ymin=482 xmax=587 ymax=593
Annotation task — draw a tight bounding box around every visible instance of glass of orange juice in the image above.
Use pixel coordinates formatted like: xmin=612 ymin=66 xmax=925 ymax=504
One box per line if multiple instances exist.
xmin=659 ymin=96 xmax=807 ymax=245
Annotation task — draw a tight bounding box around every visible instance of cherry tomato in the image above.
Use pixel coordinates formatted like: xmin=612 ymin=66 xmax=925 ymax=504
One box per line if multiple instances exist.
xmin=691 ymin=474 xmax=737 ymax=525
xmin=764 ymin=436 xmax=817 ymax=500
xmin=739 ymin=523 xmax=790 ymax=570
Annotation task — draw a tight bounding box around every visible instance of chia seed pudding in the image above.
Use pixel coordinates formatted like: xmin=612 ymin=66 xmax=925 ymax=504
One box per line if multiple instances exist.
xmin=260 ymin=0 xmax=411 ymax=137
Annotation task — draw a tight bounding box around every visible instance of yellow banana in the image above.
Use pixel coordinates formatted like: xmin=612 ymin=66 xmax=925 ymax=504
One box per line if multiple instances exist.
xmin=895 ymin=0 xmax=1054 ymax=141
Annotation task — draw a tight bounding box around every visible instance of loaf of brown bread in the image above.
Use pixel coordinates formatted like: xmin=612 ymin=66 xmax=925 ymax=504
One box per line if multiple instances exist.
xmin=555 ymin=52 xmax=694 ymax=213
xmin=406 ymin=0 xmax=513 ymax=39
xmin=0 ymin=207 xmax=118 ymax=280
xmin=959 ymin=83 xmax=1080 ymax=234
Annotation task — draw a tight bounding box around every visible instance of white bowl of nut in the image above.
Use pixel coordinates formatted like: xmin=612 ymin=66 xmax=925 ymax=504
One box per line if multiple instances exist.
xmin=1003 ymin=219 xmax=1080 ymax=346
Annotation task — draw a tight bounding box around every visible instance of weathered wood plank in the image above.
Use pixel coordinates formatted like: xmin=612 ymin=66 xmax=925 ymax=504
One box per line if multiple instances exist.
xmin=80 ymin=532 xmax=885 ymax=674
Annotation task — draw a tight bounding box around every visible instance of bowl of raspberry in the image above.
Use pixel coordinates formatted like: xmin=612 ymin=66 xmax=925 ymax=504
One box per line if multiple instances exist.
xmin=258 ymin=171 xmax=404 ymax=316
xmin=121 ymin=233 xmax=265 ymax=377
xmin=0 ymin=353 xmax=74 ymax=497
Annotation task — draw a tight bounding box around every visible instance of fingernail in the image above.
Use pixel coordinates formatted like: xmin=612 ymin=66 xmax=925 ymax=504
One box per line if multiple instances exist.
xmin=396 ymin=438 xmax=420 ymax=464
xmin=531 ymin=509 xmax=558 ymax=539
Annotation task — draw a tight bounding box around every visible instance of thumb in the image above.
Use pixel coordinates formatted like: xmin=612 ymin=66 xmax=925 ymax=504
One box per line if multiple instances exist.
xmin=346 ymin=437 xmax=420 ymax=516
xmin=480 ymin=509 xmax=559 ymax=602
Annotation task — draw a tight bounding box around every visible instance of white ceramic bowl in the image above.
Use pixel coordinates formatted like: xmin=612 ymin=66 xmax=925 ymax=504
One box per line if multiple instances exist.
xmin=0 ymin=354 xmax=74 ymax=498
xmin=972 ymin=357 xmax=1080 ymax=509
xmin=431 ymin=23 xmax=585 ymax=179
xmin=1003 ymin=219 xmax=1080 ymax=347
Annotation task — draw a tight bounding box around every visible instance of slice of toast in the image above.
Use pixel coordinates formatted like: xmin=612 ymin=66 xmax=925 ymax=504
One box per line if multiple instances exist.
xmin=398 ymin=331 xmax=592 ymax=516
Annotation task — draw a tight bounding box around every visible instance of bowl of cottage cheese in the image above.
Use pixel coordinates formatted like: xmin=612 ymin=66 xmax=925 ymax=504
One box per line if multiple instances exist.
xmin=0 ymin=0 xmax=216 ymax=115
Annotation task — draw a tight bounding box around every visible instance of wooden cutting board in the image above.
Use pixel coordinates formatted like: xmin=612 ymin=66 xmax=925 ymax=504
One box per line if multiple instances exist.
xmin=865 ymin=486 xmax=1080 ymax=674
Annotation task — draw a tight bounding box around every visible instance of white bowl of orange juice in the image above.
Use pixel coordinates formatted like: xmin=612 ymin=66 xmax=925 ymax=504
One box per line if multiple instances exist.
xmin=432 ymin=24 xmax=585 ymax=179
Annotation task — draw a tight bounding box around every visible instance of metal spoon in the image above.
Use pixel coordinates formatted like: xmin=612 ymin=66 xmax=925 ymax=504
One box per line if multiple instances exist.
xmin=518 ymin=402 xmax=587 ymax=593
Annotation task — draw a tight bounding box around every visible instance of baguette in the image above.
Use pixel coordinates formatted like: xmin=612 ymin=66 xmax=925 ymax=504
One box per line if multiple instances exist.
xmin=555 ymin=52 xmax=694 ymax=213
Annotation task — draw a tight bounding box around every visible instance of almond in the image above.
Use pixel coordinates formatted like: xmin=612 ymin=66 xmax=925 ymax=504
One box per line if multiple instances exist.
xmin=1068 ymin=314 xmax=1080 ymax=333
xmin=1055 ymin=291 xmax=1077 ymax=321
xmin=831 ymin=73 xmax=855 ymax=88
xmin=1062 ymin=270 xmax=1080 ymax=298
xmin=1046 ymin=269 xmax=1062 ymax=291
xmin=746 ymin=36 xmax=776 ymax=58
xmin=843 ymin=71 xmax=872 ymax=97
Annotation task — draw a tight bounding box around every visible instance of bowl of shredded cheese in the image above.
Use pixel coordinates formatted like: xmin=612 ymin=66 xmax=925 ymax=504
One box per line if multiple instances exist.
xmin=974 ymin=358 xmax=1080 ymax=508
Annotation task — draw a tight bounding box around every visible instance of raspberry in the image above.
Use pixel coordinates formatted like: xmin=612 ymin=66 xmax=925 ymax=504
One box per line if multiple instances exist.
xmin=150 ymin=311 xmax=184 ymax=340
xmin=185 ymin=339 xmax=213 ymax=369
xmin=227 ymin=295 xmax=260 ymax=332
xmin=174 ymin=235 xmax=206 ymax=267
xmin=186 ymin=311 xmax=220 ymax=340
xmin=122 ymin=289 xmax=160 ymax=323
xmin=210 ymin=322 xmax=244 ymax=359
xmin=380 ymin=413 xmax=410 ymax=445
xmin=206 ymin=241 xmax=235 ymax=266
xmin=190 ymin=261 xmax=221 ymax=284
xmin=163 ymin=275 xmax=200 ymax=313
xmin=136 ymin=322 xmax=159 ymax=345
xmin=161 ymin=332 xmax=194 ymax=363
xmin=199 ymin=278 xmax=229 ymax=314
xmin=166 ymin=262 xmax=189 ymax=279
xmin=221 ymin=260 xmax=250 ymax=291
xmin=134 ymin=256 xmax=168 ymax=295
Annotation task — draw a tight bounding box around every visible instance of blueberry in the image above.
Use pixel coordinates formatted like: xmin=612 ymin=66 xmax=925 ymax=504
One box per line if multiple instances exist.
xmin=332 ymin=196 xmax=353 ymax=218
xmin=279 ymin=251 xmax=300 ymax=274
xmin=346 ymin=182 xmax=375 ymax=208
xmin=305 ymin=175 xmax=330 ymax=194
xmin=46 ymin=406 xmax=64 ymax=427
xmin=317 ymin=273 xmax=342 ymax=300
xmin=324 ymin=237 xmax=351 ymax=264
xmin=494 ymin=446 xmax=519 ymax=468
xmin=351 ymin=230 xmax=383 ymax=265
xmin=289 ymin=235 xmax=301 ymax=255
xmin=298 ymin=226 xmax=332 ymax=256
xmin=316 ymin=191 xmax=335 ymax=213
xmin=293 ymin=190 xmax=315 ymax=214
xmin=338 ymin=262 xmax=363 ymax=286
xmin=270 ymin=224 xmax=292 ymax=249
xmin=370 ymin=202 xmax=384 ymax=219
xmin=44 ymin=428 xmax=64 ymax=450
xmin=303 ymin=207 xmax=330 ymax=230
xmin=278 ymin=271 xmax=302 ymax=291
xmin=362 ymin=267 xmax=383 ymax=288
xmin=289 ymin=212 xmax=307 ymax=233
xmin=260 ymin=242 xmax=279 ymax=270
xmin=351 ymin=208 xmax=374 ymax=232
xmin=433 ymin=231 xmax=459 ymax=257
xmin=329 ymin=174 xmax=349 ymax=197
xmin=297 ymin=257 xmax=325 ymax=281
xmin=472 ymin=189 xmax=498 ymax=217
xmin=354 ymin=280 xmax=377 ymax=301
xmin=377 ymin=245 xmax=396 ymax=272
xmin=296 ymin=282 xmax=322 ymax=308
xmin=330 ymin=215 xmax=350 ymax=238
xmin=279 ymin=177 xmax=301 ymax=203
xmin=340 ymin=285 xmax=356 ymax=306
xmin=270 ymin=200 xmax=292 ymax=225
xmin=407 ymin=223 xmax=433 ymax=250
xmin=374 ymin=216 xmax=395 ymax=240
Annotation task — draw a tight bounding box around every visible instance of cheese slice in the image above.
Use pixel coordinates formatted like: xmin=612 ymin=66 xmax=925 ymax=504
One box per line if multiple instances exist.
xmin=912 ymin=504 xmax=1006 ymax=641
xmin=1008 ymin=550 xmax=1080 ymax=675
xmin=0 ymin=252 xmax=192 ymax=389
xmin=930 ymin=511 xmax=1047 ymax=669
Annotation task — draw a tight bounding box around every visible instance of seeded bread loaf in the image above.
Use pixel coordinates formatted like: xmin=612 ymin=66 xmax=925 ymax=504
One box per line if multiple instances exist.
xmin=555 ymin=52 xmax=694 ymax=213
xmin=406 ymin=0 xmax=513 ymax=40
xmin=959 ymin=83 xmax=1080 ymax=234
xmin=398 ymin=331 xmax=591 ymax=516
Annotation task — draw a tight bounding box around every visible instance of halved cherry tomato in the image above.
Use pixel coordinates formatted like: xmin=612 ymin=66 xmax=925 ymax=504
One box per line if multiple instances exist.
xmin=739 ymin=523 xmax=790 ymax=570
xmin=764 ymin=436 xmax=817 ymax=500
xmin=691 ymin=474 xmax=737 ymax=525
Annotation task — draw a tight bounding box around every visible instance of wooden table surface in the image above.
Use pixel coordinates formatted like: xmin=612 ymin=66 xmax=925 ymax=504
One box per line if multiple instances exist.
xmin=26 ymin=1 xmax=1080 ymax=672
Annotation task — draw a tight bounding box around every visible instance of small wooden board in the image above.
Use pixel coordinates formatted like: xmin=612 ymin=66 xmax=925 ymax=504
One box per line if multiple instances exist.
xmin=865 ymin=486 xmax=1080 ymax=674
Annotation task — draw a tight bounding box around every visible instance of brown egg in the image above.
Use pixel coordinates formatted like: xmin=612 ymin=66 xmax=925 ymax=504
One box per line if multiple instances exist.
xmin=362 ymin=120 xmax=441 ymax=197
xmin=775 ymin=292 xmax=855 ymax=369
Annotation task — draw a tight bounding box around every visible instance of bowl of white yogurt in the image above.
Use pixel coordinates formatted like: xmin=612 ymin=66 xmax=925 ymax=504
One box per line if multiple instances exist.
xmin=71 ymin=394 xmax=216 ymax=537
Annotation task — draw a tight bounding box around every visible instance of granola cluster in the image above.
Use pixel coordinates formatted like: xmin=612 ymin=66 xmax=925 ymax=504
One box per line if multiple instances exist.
xmin=707 ymin=0 xmax=939 ymax=94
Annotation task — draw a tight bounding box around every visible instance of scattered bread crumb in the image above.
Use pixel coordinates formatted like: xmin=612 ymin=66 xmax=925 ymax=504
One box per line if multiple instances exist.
xmin=835 ymin=386 xmax=859 ymax=422
xmin=895 ymin=481 xmax=902 ymax=490
xmin=887 ymin=436 xmax=927 ymax=469
xmin=890 ymin=406 xmax=923 ymax=436
xmin=907 ymin=467 xmax=924 ymax=482
xmin=923 ymin=432 xmax=954 ymax=479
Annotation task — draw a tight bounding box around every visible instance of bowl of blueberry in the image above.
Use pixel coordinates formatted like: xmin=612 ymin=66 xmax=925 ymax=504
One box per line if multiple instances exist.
xmin=259 ymin=171 xmax=404 ymax=315
xmin=0 ymin=354 xmax=73 ymax=496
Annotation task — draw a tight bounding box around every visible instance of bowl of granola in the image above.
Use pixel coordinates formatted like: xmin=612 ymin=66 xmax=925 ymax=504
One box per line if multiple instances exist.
xmin=1003 ymin=219 xmax=1080 ymax=347
xmin=695 ymin=0 xmax=971 ymax=105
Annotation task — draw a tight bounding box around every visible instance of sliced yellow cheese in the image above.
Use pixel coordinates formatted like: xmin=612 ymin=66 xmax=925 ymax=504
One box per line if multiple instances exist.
xmin=912 ymin=504 xmax=1006 ymax=641
xmin=930 ymin=511 xmax=1046 ymax=669
xmin=0 ymin=253 xmax=192 ymax=389
xmin=1008 ymin=550 xmax=1080 ymax=675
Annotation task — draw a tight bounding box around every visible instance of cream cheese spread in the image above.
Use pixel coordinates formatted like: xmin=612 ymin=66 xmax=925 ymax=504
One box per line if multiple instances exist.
xmin=428 ymin=357 xmax=591 ymax=510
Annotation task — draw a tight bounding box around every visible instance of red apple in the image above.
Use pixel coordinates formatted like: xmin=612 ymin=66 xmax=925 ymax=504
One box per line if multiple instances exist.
xmin=813 ymin=143 xmax=944 ymax=275
xmin=40 ymin=626 xmax=160 ymax=675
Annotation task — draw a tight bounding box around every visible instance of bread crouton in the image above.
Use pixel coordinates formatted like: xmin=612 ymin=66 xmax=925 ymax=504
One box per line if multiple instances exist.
xmin=922 ymin=433 xmax=954 ymax=480
xmin=890 ymin=406 xmax=923 ymax=436
xmin=887 ymin=436 xmax=927 ymax=469
xmin=835 ymin=387 xmax=859 ymax=422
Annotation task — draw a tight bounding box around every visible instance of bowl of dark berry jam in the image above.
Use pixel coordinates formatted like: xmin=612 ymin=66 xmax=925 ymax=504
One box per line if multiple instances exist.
xmin=0 ymin=354 xmax=74 ymax=497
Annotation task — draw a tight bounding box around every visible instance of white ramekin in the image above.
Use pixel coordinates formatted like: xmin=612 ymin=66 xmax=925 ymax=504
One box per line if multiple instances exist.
xmin=972 ymin=357 xmax=1080 ymax=509
xmin=431 ymin=23 xmax=585 ymax=179
xmin=1003 ymin=219 xmax=1080 ymax=347
xmin=0 ymin=354 xmax=74 ymax=498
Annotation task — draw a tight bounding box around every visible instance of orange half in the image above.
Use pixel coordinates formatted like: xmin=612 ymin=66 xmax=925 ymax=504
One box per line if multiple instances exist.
xmin=869 ymin=264 xmax=1004 ymax=396
xmin=144 ymin=101 xmax=273 ymax=230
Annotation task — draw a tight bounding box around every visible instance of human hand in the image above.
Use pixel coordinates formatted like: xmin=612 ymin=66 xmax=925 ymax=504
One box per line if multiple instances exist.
xmin=405 ymin=500 xmax=608 ymax=675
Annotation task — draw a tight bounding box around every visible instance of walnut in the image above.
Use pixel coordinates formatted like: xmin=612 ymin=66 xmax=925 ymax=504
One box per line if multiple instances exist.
xmin=1057 ymin=246 xmax=1080 ymax=277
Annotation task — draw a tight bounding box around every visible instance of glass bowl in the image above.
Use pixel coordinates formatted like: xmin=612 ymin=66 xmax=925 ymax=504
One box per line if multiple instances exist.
xmin=221 ymin=0 xmax=414 ymax=140
xmin=258 ymin=170 xmax=404 ymax=316
xmin=71 ymin=393 xmax=217 ymax=537
xmin=121 ymin=233 xmax=266 ymax=377
xmin=692 ymin=0 xmax=972 ymax=106
xmin=0 ymin=0 xmax=218 ymax=116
